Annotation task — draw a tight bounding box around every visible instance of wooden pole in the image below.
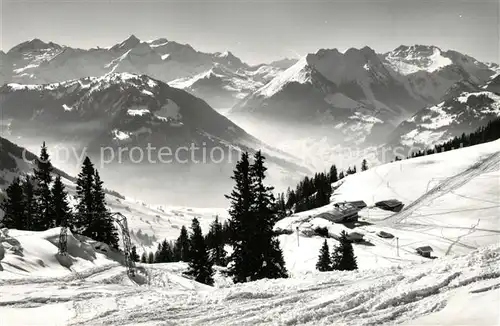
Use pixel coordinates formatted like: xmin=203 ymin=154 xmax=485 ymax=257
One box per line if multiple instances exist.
xmin=396 ymin=237 xmax=399 ymax=257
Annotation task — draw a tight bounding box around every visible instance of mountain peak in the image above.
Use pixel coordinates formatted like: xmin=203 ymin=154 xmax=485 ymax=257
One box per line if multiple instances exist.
xmin=8 ymin=38 xmax=62 ymax=54
xmin=111 ymin=35 xmax=141 ymax=51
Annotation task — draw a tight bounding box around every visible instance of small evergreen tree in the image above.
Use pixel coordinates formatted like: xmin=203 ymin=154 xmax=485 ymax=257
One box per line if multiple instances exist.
xmin=159 ymin=239 xmax=173 ymax=262
xmin=329 ymin=164 xmax=338 ymax=183
xmin=147 ymin=251 xmax=155 ymax=264
xmin=131 ymin=245 xmax=140 ymax=262
xmin=176 ymin=226 xmax=190 ymax=261
xmin=0 ymin=177 xmax=26 ymax=229
xmin=185 ymin=218 xmax=214 ymax=285
xmin=140 ymin=252 xmax=147 ymax=263
xmin=33 ymin=142 xmax=54 ymax=230
xmin=51 ymin=175 xmax=72 ymax=228
xmin=361 ymin=159 xmax=368 ymax=171
xmin=316 ymin=239 xmax=332 ymax=272
xmin=154 ymin=242 xmax=163 ymax=263
xmin=22 ymin=176 xmax=37 ymax=230
xmin=206 ymin=216 xmax=226 ymax=266
xmin=332 ymin=231 xmax=358 ymax=271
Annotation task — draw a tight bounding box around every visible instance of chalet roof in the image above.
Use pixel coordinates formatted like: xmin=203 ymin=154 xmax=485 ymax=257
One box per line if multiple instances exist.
xmin=376 ymin=199 xmax=403 ymax=208
xmin=416 ymin=246 xmax=433 ymax=252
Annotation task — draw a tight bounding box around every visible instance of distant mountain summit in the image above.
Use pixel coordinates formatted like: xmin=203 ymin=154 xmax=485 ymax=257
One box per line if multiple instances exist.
xmin=1 ymin=35 xmax=287 ymax=109
xmin=229 ymin=45 xmax=497 ymax=147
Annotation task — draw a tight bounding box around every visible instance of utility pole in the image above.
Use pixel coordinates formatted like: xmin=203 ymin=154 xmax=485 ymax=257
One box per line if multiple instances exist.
xmin=396 ymin=237 xmax=400 ymax=257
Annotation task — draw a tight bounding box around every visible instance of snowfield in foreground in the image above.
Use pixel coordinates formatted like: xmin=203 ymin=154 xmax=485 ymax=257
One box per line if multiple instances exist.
xmin=0 ymin=228 xmax=499 ymax=325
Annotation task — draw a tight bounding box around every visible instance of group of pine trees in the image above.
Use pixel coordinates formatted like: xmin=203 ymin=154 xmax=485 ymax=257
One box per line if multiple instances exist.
xmin=1 ymin=142 xmax=72 ymax=231
xmin=409 ymin=117 xmax=500 ymax=160
xmin=139 ymin=216 xmax=228 ymax=264
xmin=0 ymin=142 xmax=119 ymax=248
xmin=316 ymin=231 xmax=358 ymax=272
xmin=277 ymin=159 xmax=369 ymax=214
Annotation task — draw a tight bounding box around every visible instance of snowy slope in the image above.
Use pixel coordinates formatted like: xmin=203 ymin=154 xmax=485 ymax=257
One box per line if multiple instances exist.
xmin=1 ymin=235 xmax=499 ymax=325
xmin=275 ymin=139 xmax=500 ymax=272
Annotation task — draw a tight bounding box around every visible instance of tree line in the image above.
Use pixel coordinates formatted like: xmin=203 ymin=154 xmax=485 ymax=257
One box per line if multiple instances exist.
xmin=276 ymin=159 xmax=368 ymax=214
xmin=1 ymin=142 xmax=119 ymax=248
xmin=409 ymin=117 xmax=500 ymax=160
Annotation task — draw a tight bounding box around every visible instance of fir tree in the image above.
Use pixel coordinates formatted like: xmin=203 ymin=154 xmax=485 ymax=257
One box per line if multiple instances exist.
xmin=0 ymin=177 xmax=26 ymax=229
xmin=185 ymin=218 xmax=214 ymax=286
xmin=225 ymin=152 xmax=255 ymax=283
xmin=74 ymin=157 xmax=95 ymax=234
xmin=251 ymin=151 xmax=288 ymax=280
xmin=176 ymin=226 xmax=190 ymax=261
xmin=361 ymin=159 xmax=368 ymax=171
xmin=154 ymin=242 xmax=163 ymax=263
xmin=206 ymin=216 xmax=226 ymax=266
xmin=329 ymin=164 xmax=338 ymax=183
xmin=159 ymin=239 xmax=173 ymax=262
xmin=332 ymin=231 xmax=358 ymax=271
xmin=140 ymin=252 xmax=147 ymax=263
xmin=22 ymin=176 xmax=37 ymax=230
xmin=33 ymin=142 xmax=54 ymax=230
xmin=131 ymin=245 xmax=140 ymax=262
xmin=147 ymin=251 xmax=155 ymax=264
xmin=51 ymin=175 xmax=72 ymax=228
xmin=316 ymin=239 xmax=332 ymax=272
xmin=92 ymin=170 xmax=119 ymax=249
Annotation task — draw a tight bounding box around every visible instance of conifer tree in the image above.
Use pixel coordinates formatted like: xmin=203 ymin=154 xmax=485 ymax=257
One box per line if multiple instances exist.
xmin=92 ymin=170 xmax=119 ymax=249
xmin=159 ymin=239 xmax=173 ymax=262
xmin=131 ymin=245 xmax=140 ymax=262
xmin=22 ymin=176 xmax=37 ymax=230
xmin=185 ymin=218 xmax=214 ymax=286
xmin=176 ymin=226 xmax=190 ymax=261
xmin=250 ymin=151 xmax=288 ymax=280
xmin=332 ymin=231 xmax=358 ymax=271
xmin=316 ymin=239 xmax=332 ymax=272
xmin=225 ymin=152 xmax=255 ymax=283
xmin=206 ymin=216 xmax=226 ymax=266
xmin=147 ymin=251 xmax=155 ymax=264
xmin=33 ymin=142 xmax=54 ymax=230
xmin=140 ymin=252 xmax=147 ymax=263
xmin=329 ymin=164 xmax=338 ymax=183
xmin=0 ymin=177 xmax=26 ymax=229
xmin=361 ymin=159 xmax=368 ymax=171
xmin=154 ymin=242 xmax=163 ymax=263
xmin=51 ymin=175 xmax=72 ymax=228
xmin=74 ymin=157 xmax=95 ymax=234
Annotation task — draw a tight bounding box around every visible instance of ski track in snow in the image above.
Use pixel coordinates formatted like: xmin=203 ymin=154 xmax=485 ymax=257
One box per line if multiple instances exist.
xmin=1 ymin=244 xmax=500 ymax=325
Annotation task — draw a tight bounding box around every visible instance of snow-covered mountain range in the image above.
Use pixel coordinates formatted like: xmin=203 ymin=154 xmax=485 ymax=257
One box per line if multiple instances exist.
xmin=0 ymin=73 xmax=308 ymax=205
xmin=229 ymin=45 xmax=498 ymax=149
xmin=0 ymin=36 xmax=292 ymax=110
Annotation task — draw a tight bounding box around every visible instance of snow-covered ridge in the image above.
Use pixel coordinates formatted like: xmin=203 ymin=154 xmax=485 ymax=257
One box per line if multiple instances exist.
xmin=392 ymin=91 xmax=500 ymax=148
xmin=384 ymin=45 xmax=453 ymax=75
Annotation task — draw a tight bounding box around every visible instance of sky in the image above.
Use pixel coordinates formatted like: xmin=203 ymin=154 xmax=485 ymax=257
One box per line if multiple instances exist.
xmin=1 ymin=0 xmax=498 ymax=65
